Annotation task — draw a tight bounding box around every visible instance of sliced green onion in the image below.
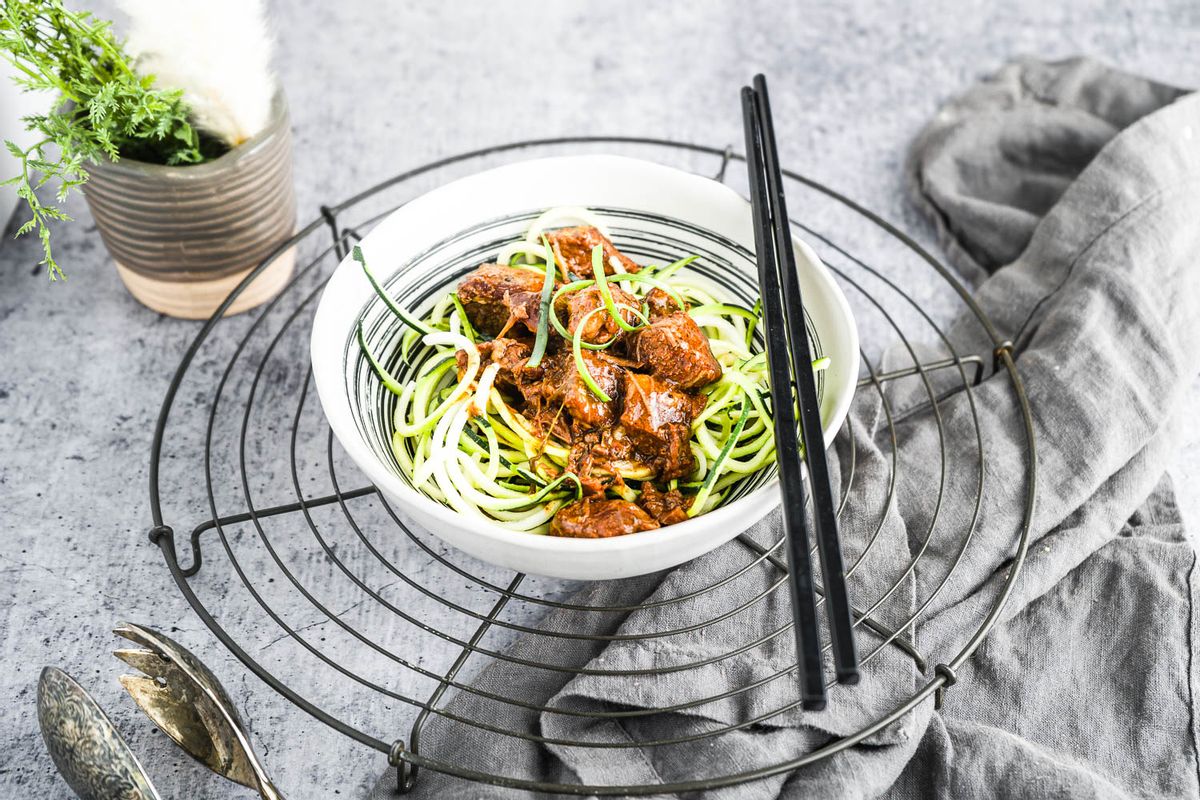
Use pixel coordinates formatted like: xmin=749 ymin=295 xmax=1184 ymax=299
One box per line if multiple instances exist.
xmin=525 ymin=236 xmax=557 ymax=368
xmin=554 ymin=279 xmax=595 ymax=298
xmin=688 ymin=392 xmax=751 ymax=517
xmin=572 ymin=306 xmax=613 ymax=402
xmin=548 ymin=280 xmax=606 ymax=347
xmin=548 ymin=278 xmax=647 ymax=349
xmin=592 ymin=245 xmax=650 ymax=333
xmin=561 ymin=269 xmax=688 ymax=309
xmin=356 ymin=321 xmax=406 ymax=396
xmin=352 ymin=246 xmax=434 ymax=335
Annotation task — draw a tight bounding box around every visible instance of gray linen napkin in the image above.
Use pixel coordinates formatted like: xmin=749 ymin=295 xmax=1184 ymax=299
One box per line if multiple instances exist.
xmin=372 ymin=57 xmax=1200 ymax=799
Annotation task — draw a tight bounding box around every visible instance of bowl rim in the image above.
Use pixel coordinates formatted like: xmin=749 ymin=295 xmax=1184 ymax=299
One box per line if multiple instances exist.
xmin=310 ymin=153 xmax=859 ymax=555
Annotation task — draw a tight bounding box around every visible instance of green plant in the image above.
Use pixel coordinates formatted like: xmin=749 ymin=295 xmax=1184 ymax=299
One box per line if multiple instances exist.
xmin=0 ymin=0 xmax=223 ymax=280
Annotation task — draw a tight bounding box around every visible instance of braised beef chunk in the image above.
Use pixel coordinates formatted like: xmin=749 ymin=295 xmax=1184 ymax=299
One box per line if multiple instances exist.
xmin=621 ymin=372 xmax=705 ymax=430
xmin=456 ymin=339 xmax=540 ymax=391
xmin=644 ymin=287 xmax=683 ymax=320
xmin=620 ymin=373 xmax=707 ymax=480
xmin=550 ymin=497 xmax=660 ymax=538
xmin=547 ymin=226 xmax=640 ymax=277
xmin=456 ymin=264 xmax=548 ymax=336
xmin=560 ymin=352 xmax=624 ymax=427
xmin=567 ymin=284 xmax=639 ymax=345
xmin=639 ymin=482 xmax=690 ymax=525
xmin=632 ymin=312 xmax=722 ymax=390
xmin=656 ymin=424 xmax=698 ymax=481
xmin=522 ymin=352 xmax=624 ymax=428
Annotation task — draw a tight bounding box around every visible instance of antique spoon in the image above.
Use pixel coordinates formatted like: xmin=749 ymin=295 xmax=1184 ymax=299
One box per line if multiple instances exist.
xmin=38 ymin=666 xmax=162 ymax=800
xmin=113 ymin=622 xmax=284 ymax=800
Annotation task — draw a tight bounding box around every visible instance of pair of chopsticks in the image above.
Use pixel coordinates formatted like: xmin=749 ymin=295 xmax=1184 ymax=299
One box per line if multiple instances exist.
xmin=741 ymin=75 xmax=859 ymax=709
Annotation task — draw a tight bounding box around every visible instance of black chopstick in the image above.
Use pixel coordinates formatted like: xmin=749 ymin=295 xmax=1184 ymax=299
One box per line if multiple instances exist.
xmin=743 ymin=75 xmax=861 ymax=698
xmin=741 ymin=86 xmax=827 ymax=710
xmin=751 ymin=75 xmax=859 ymax=685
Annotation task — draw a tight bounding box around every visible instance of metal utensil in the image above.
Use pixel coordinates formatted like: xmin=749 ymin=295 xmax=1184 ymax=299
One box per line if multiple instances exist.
xmin=113 ymin=622 xmax=284 ymax=800
xmin=38 ymin=666 xmax=162 ymax=800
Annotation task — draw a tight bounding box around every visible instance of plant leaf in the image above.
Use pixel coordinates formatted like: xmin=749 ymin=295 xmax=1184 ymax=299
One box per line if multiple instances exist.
xmin=0 ymin=0 xmax=219 ymax=280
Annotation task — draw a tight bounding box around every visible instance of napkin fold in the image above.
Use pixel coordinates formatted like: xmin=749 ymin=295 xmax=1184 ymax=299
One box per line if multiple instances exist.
xmin=373 ymin=57 xmax=1200 ymax=799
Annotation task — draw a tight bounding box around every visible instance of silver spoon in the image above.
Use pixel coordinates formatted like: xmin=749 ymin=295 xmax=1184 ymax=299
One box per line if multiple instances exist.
xmin=113 ymin=622 xmax=284 ymax=800
xmin=38 ymin=666 xmax=162 ymax=800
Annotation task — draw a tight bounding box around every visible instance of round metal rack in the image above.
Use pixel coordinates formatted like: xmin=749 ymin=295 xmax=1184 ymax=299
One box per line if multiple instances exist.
xmin=146 ymin=137 xmax=1036 ymax=796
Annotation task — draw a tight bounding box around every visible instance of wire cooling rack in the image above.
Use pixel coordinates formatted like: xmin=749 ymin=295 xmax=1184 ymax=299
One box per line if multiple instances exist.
xmin=145 ymin=137 xmax=1036 ymax=796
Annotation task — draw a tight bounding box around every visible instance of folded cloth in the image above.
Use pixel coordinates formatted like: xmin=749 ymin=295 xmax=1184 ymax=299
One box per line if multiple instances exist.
xmin=372 ymin=57 xmax=1200 ymax=799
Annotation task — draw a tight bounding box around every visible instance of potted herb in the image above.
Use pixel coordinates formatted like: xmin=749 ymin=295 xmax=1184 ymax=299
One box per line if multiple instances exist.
xmin=0 ymin=0 xmax=295 ymax=318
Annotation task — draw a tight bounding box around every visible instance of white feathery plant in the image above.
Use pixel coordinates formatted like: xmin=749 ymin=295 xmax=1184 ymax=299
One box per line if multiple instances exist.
xmin=116 ymin=0 xmax=276 ymax=148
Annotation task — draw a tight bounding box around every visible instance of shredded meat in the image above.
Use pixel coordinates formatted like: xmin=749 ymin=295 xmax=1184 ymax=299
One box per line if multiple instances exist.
xmin=550 ymin=497 xmax=660 ymax=538
xmin=455 ymin=339 xmax=541 ymax=391
xmin=632 ymin=311 xmax=722 ymax=390
xmin=527 ymin=406 xmax=572 ymax=444
xmin=546 ymin=226 xmax=641 ymax=277
xmin=620 ymin=373 xmax=707 ymax=480
xmin=566 ymin=426 xmax=636 ymax=496
xmin=567 ymin=284 xmax=639 ymax=345
xmin=638 ymin=482 xmax=690 ymax=525
xmin=496 ymin=290 xmax=544 ymax=337
xmin=567 ymin=433 xmax=606 ymax=496
xmin=456 ymin=264 xmax=549 ymax=336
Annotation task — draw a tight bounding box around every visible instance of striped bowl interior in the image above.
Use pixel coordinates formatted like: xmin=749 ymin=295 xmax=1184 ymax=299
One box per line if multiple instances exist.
xmin=345 ymin=207 xmax=827 ymax=511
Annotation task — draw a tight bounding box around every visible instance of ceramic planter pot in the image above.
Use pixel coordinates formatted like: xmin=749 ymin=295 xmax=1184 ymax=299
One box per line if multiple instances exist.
xmin=82 ymin=93 xmax=296 ymax=319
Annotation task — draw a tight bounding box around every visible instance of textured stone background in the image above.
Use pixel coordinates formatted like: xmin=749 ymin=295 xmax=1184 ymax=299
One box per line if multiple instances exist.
xmin=2 ymin=1 xmax=1198 ymax=797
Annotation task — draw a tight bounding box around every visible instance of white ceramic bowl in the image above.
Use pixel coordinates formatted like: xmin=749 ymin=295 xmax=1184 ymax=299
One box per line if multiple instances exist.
xmin=311 ymin=155 xmax=858 ymax=580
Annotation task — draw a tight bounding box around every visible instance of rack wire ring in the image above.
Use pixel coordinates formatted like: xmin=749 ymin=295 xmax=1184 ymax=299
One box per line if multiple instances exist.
xmin=146 ymin=136 xmax=1037 ymax=796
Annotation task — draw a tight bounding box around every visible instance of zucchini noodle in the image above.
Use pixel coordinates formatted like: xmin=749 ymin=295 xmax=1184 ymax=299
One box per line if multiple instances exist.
xmin=355 ymin=208 xmax=831 ymax=534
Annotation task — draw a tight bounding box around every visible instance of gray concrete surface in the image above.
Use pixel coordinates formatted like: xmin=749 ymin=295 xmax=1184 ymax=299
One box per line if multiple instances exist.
xmin=2 ymin=1 xmax=1199 ymax=797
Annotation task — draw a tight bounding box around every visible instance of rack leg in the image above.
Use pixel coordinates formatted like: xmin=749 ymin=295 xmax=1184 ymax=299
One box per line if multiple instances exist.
xmin=712 ymin=145 xmax=735 ymax=183
xmin=319 ymin=204 xmax=361 ymax=259
xmin=389 ymin=740 xmax=416 ymax=793
xmin=400 ymin=573 xmax=526 ymax=793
